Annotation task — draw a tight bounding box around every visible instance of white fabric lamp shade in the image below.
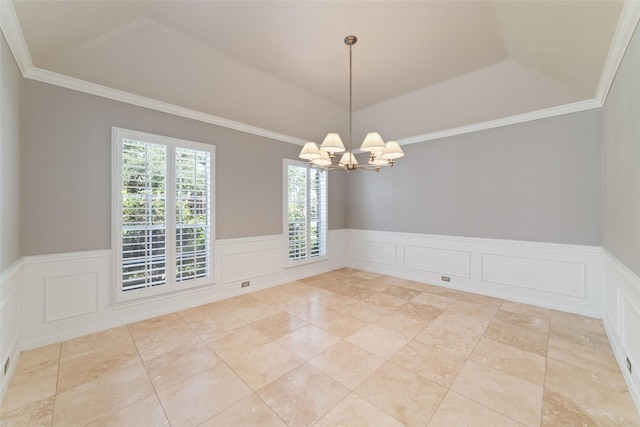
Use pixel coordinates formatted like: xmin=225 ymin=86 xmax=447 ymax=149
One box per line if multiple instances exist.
xmin=320 ymin=133 xmax=346 ymax=153
xmin=379 ymin=141 xmax=405 ymax=160
xmin=339 ymin=151 xmax=358 ymax=166
xmin=299 ymin=142 xmax=321 ymax=160
xmin=311 ymin=149 xmax=332 ymax=166
xmin=360 ymin=132 xmax=386 ymax=152
xmin=370 ymin=156 xmax=391 ymax=166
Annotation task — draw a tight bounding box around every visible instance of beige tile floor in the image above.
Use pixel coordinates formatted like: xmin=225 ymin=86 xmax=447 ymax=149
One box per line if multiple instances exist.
xmin=1 ymin=268 xmax=639 ymax=426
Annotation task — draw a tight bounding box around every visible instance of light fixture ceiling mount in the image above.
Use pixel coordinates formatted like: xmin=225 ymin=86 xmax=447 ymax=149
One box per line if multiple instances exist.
xmin=299 ymin=35 xmax=404 ymax=172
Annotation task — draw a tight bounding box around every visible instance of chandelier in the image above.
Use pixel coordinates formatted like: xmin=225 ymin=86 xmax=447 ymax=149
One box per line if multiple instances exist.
xmin=298 ymin=35 xmax=404 ymax=172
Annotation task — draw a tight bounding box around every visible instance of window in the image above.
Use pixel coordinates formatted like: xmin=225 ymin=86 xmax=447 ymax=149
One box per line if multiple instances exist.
xmin=112 ymin=128 xmax=214 ymax=302
xmin=284 ymin=159 xmax=327 ymax=265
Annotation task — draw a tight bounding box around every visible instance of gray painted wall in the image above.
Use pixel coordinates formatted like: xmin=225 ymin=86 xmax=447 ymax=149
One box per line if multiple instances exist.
xmin=347 ymin=109 xmax=602 ymax=246
xmin=1 ymin=33 xmax=23 ymax=271
xmin=602 ymin=25 xmax=640 ymax=276
xmin=22 ymin=80 xmax=346 ymax=256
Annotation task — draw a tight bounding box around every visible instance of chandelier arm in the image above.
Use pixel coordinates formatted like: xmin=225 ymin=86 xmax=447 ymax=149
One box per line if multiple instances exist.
xmin=349 ymin=41 xmax=353 ymax=153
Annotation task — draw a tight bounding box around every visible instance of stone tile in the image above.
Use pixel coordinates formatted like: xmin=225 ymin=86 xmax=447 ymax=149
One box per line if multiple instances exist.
xmin=374 ymin=311 xmax=431 ymax=339
xmin=547 ymin=333 xmax=621 ymax=375
xmin=411 ymin=292 xmax=457 ymax=310
xmin=308 ymin=310 xmax=368 ymax=338
xmin=87 ymin=394 xmax=169 ymax=427
xmin=157 ymin=364 xmax=252 ymax=427
xmin=276 ymin=324 xmax=341 ymax=360
xmin=258 ymin=364 xmax=350 ymax=427
xmin=544 ymin=358 xmax=640 ymax=426
xmin=58 ymin=330 xmax=140 ymax=393
xmin=395 ymin=301 xmax=444 ymax=322
xmin=484 ymin=318 xmax=548 ymax=357
xmin=0 ymin=396 xmax=54 ymax=427
xmin=469 ymin=337 xmax=546 ymax=386
xmin=206 ymin=324 xmax=272 ymax=362
xmin=317 ymin=293 xmax=359 ymax=311
xmin=457 ymin=292 xmax=503 ymax=307
xmin=356 ymin=362 xmax=447 ymax=427
xmin=143 ymin=340 xmax=221 ymax=391
xmin=428 ymin=391 xmax=524 ymax=427
xmin=493 ymin=308 xmax=549 ymax=335
xmin=179 ymin=308 xmax=246 ymax=342
xmin=414 ymin=314 xmax=483 ymax=357
xmin=1 ymin=344 xmax=60 ymax=413
xmin=52 ymin=360 xmax=155 ymax=426
xmin=500 ymin=300 xmax=550 ymax=319
xmin=213 ymin=294 xmax=262 ymax=312
xmin=383 ymin=286 xmax=423 ymax=300
xmin=445 ymin=300 xmax=499 ymax=321
xmin=230 ymin=300 xmax=283 ymax=323
xmin=391 ymin=339 xmax=467 ymax=387
xmin=200 ymin=393 xmax=286 ymax=427
xmin=251 ymin=311 xmax=308 ymax=340
xmin=346 ymin=324 xmax=409 ymax=359
xmin=308 ymin=341 xmax=385 ymax=390
xmin=364 ymin=292 xmax=407 ymax=309
xmin=128 ymin=313 xmax=203 ymax=361
xmin=228 ymin=341 xmax=303 ymax=390
xmin=451 ymin=360 xmax=543 ymax=427
xmin=338 ymin=299 xmax=391 ymax=323
xmin=60 ymin=327 xmax=132 ymax=362
xmin=315 ymin=393 xmax=405 ymax=427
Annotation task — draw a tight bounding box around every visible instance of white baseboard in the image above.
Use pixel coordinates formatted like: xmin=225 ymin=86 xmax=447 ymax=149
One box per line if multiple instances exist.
xmin=0 ymin=259 xmax=23 ymax=402
xmin=601 ymin=249 xmax=640 ymax=414
xmin=344 ymin=229 xmax=603 ymax=317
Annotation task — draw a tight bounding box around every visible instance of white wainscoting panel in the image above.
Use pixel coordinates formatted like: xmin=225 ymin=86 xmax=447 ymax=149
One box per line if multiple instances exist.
xmin=345 ymin=229 xmax=602 ymax=317
xmin=602 ymin=249 xmax=640 ymax=414
xmin=349 ymin=239 xmax=397 ymax=266
xmin=19 ymin=230 xmax=346 ymax=350
xmin=480 ymin=254 xmax=585 ymax=297
xmin=0 ymin=259 xmax=23 ymax=402
xmin=44 ymin=273 xmax=99 ymax=322
xmin=405 ymin=245 xmax=470 ymax=278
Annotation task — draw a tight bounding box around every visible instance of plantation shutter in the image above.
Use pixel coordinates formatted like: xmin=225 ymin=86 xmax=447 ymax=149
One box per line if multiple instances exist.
xmin=309 ymin=167 xmax=327 ymax=258
xmin=175 ymin=147 xmax=212 ymax=282
xmin=285 ymin=160 xmax=328 ymax=264
xmin=287 ymin=164 xmax=308 ymax=262
xmin=120 ymin=138 xmax=167 ymax=291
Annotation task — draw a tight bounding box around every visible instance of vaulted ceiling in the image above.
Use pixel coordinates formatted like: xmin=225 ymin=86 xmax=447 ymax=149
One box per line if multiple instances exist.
xmin=5 ymin=1 xmax=638 ymax=145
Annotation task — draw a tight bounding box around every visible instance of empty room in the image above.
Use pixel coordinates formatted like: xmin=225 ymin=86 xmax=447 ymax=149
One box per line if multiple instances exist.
xmin=1 ymin=1 xmax=639 ymax=426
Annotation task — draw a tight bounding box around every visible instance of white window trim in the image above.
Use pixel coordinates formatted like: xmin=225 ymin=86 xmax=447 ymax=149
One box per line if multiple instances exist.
xmin=283 ymin=158 xmax=328 ymax=268
xmin=111 ymin=127 xmax=215 ymax=303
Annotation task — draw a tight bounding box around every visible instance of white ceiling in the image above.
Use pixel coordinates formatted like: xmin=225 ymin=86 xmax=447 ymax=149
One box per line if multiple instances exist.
xmin=7 ymin=1 xmax=632 ymax=144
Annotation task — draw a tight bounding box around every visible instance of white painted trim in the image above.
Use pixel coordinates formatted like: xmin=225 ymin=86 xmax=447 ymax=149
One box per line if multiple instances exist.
xmin=601 ymin=249 xmax=640 ymax=415
xmin=0 ymin=258 xmax=23 ymax=307
xmin=0 ymin=259 xmax=23 ymax=403
xmin=397 ymin=99 xmax=602 ymax=146
xmin=22 ymin=249 xmax=111 ymax=265
xmin=596 ymin=0 xmax=640 ymax=104
xmin=216 ymin=234 xmax=283 ymax=246
xmin=0 ymin=0 xmax=33 ymax=74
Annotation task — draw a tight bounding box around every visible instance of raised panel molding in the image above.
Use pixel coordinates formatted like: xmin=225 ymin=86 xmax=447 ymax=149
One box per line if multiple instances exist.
xmin=404 ymin=245 xmax=470 ymax=278
xmin=344 ymin=229 xmax=601 ymax=317
xmin=480 ymin=253 xmax=585 ymax=297
xmin=349 ymin=240 xmax=397 ymax=266
xmin=222 ymin=249 xmax=281 ymax=283
xmin=44 ymin=273 xmax=99 ymax=322
xmin=601 ymin=249 xmax=640 ymax=414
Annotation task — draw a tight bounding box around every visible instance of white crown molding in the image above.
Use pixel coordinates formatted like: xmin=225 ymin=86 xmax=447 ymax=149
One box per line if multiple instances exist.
xmin=397 ymin=99 xmax=602 ymax=146
xmin=24 ymin=67 xmax=307 ymax=146
xmin=1 ymin=0 xmax=638 ymax=148
xmin=595 ymin=0 xmax=640 ymax=104
xmin=0 ymin=0 xmax=33 ymax=74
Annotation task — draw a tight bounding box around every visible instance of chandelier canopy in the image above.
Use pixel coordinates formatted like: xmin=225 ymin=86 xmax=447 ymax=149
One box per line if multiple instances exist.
xmin=298 ymin=35 xmax=404 ymax=172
